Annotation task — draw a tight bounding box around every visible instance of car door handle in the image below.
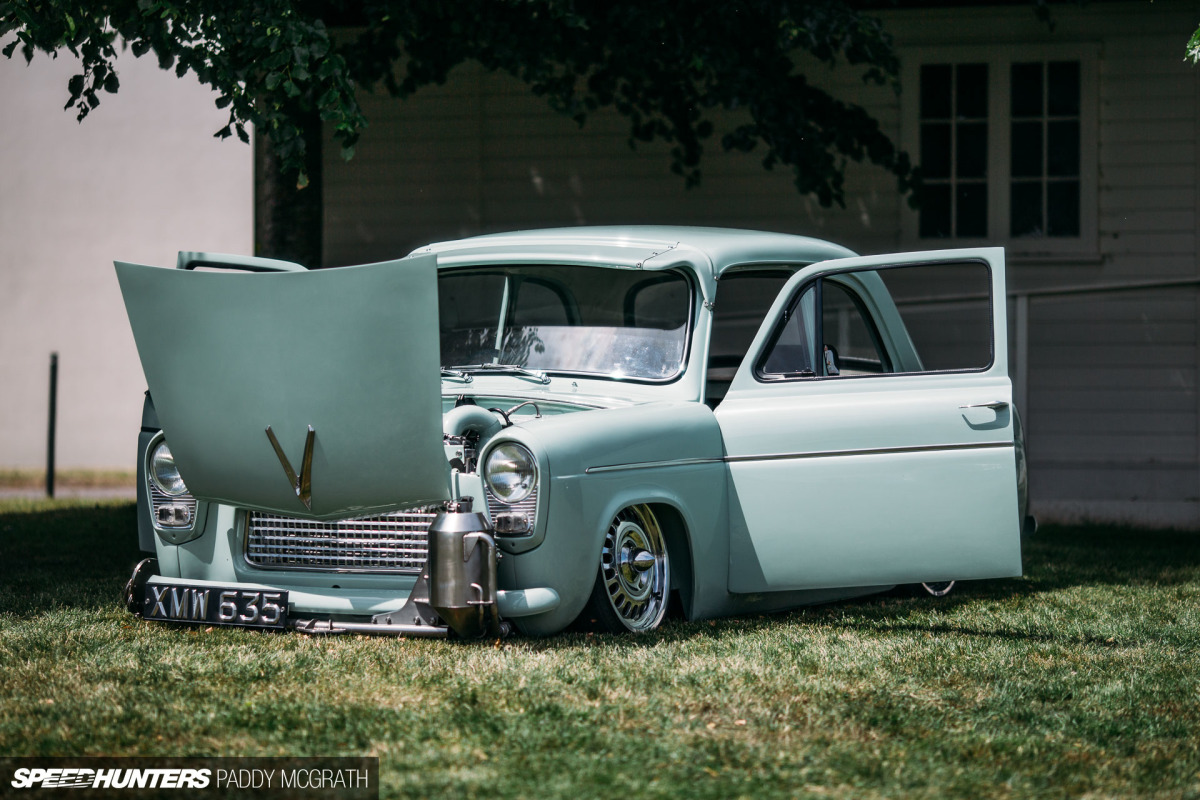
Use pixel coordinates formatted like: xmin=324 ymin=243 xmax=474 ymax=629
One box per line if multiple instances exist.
xmin=959 ymin=400 xmax=1009 ymax=410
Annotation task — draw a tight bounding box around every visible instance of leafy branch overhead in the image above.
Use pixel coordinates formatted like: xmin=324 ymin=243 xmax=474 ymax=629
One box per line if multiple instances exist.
xmin=1 ymin=0 xmax=361 ymax=190
xmin=0 ymin=0 xmax=917 ymax=206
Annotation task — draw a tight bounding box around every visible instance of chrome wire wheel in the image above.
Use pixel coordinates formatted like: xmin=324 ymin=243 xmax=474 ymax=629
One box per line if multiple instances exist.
xmin=921 ymin=580 xmax=956 ymax=597
xmin=596 ymin=505 xmax=670 ymax=632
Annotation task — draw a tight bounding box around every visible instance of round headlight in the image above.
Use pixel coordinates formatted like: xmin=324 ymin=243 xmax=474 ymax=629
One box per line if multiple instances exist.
xmin=150 ymin=440 xmax=189 ymax=497
xmin=484 ymin=443 xmax=537 ymax=504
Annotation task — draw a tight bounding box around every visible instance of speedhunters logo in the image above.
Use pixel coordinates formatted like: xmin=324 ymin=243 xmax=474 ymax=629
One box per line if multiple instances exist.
xmin=0 ymin=758 xmax=377 ymax=798
xmin=11 ymin=769 xmax=210 ymax=789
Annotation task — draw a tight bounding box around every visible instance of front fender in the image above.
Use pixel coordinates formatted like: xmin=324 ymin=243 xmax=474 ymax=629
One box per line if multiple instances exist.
xmin=487 ymin=401 xmax=729 ymax=634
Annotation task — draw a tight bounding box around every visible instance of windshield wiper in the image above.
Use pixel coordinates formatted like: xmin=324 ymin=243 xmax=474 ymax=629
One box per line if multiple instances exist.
xmin=440 ymin=368 xmax=474 ymax=383
xmin=449 ymin=363 xmax=551 ymax=384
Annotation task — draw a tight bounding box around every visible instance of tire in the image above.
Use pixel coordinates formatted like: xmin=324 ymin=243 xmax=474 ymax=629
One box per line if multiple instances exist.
xmin=583 ymin=504 xmax=671 ymax=633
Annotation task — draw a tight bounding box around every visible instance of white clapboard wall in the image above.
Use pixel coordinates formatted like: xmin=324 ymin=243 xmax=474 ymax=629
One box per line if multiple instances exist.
xmin=322 ymin=1 xmax=1200 ymax=527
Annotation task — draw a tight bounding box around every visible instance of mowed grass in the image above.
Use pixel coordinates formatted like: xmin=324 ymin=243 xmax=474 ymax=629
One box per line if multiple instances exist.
xmin=1 ymin=499 xmax=1198 ymax=799
xmin=0 ymin=469 xmax=135 ymax=489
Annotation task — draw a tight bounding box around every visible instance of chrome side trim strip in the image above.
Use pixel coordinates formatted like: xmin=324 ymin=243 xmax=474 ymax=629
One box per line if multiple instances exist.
xmin=584 ymin=457 xmax=725 ymax=475
xmin=723 ymin=441 xmax=1013 ymax=464
xmin=584 ymin=441 xmax=1012 ymax=474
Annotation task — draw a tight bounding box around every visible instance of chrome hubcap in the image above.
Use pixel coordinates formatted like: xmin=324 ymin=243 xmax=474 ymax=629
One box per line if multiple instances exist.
xmin=600 ymin=506 xmax=669 ymax=631
xmin=922 ymin=580 xmax=956 ymax=597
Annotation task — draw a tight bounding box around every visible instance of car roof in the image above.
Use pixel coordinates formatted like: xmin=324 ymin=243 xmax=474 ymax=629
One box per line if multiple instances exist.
xmin=410 ymin=226 xmax=857 ymax=279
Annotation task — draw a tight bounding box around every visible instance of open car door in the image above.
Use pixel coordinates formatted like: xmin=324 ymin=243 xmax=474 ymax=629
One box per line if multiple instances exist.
xmin=115 ymin=254 xmax=451 ymax=519
xmin=715 ymin=248 xmax=1022 ymax=592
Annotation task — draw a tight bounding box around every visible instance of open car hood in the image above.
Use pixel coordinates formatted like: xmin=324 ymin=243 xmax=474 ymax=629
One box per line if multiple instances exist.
xmin=115 ymin=255 xmax=450 ymax=519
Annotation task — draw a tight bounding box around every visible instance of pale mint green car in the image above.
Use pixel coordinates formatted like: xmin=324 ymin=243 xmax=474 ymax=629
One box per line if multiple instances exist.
xmin=117 ymin=227 xmax=1029 ymax=637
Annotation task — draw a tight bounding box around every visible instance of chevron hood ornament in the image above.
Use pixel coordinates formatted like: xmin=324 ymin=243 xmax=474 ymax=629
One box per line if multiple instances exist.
xmin=265 ymin=425 xmax=315 ymax=511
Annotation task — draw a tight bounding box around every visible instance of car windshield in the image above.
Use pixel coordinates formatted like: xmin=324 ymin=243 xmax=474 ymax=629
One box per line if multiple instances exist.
xmin=439 ymin=265 xmax=692 ymax=381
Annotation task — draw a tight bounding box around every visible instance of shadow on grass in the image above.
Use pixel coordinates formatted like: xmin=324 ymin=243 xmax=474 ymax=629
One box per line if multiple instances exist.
xmin=527 ymin=524 xmax=1200 ymax=652
xmin=3 ymin=501 xmax=1199 ymax=648
xmin=0 ymin=502 xmax=142 ymax=616
xmin=1021 ymin=524 xmax=1200 ymax=586
xmin=814 ymin=619 xmax=1142 ymax=650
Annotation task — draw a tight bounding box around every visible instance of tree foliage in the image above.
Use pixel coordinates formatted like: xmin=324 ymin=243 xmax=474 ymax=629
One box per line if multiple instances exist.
xmin=1 ymin=1 xmax=917 ymax=207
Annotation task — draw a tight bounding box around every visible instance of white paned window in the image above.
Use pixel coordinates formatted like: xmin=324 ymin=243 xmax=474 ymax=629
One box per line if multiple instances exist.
xmin=918 ymin=63 xmax=989 ymax=239
xmin=903 ymin=46 xmax=1097 ymax=256
xmin=1010 ymin=61 xmax=1081 ymax=238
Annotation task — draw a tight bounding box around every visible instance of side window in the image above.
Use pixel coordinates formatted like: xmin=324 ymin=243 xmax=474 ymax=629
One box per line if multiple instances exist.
xmin=706 ymin=270 xmax=793 ymax=407
xmin=758 ymin=261 xmax=992 ymax=380
xmin=709 ymin=271 xmax=793 ymax=368
xmin=821 ymin=281 xmax=888 ymax=375
xmin=760 ymin=284 xmax=817 ymax=377
xmin=875 ymin=262 xmax=993 ymax=372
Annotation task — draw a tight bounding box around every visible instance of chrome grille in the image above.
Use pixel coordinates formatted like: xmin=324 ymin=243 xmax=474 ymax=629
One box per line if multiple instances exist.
xmin=245 ymin=507 xmax=436 ymax=573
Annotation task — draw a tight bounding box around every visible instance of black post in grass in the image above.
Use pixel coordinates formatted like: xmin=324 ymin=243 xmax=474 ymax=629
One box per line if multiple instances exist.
xmin=46 ymin=352 xmax=57 ymax=498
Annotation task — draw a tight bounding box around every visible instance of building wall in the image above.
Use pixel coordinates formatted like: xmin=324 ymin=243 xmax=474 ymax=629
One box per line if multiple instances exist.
xmin=322 ymin=1 xmax=1200 ymax=526
xmin=0 ymin=40 xmax=253 ymax=470
xmin=888 ymin=4 xmax=1200 ymax=527
xmin=322 ymin=63 xmax=901 ymax=266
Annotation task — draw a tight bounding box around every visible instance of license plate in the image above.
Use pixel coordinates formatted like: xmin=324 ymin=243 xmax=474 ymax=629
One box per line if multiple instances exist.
xmin=142 ymin=583 xmax=289 ymax=629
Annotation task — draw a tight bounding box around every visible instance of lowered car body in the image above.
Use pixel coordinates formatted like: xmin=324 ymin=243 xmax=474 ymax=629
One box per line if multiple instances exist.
xmin=117 ymin=227 xmax=1029 ymax=637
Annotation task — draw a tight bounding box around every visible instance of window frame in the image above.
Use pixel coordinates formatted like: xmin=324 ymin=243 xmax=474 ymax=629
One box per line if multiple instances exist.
xmin=900 ymin=44 xmax=1099 ymax=258
xmin=753 ymin=261 xmax=997 ymax=383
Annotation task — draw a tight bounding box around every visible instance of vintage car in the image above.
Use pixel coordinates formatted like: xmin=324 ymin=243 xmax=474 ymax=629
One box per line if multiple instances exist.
xmin=116 ymin=227 xmax=1031 ymax=638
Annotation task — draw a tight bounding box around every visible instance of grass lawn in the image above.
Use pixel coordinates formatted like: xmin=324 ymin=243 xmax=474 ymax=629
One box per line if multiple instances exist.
xmin=0 ymin=469 xmax=135 ymax=490
xmin=1 ymin=498 xmax=1197 ymax=799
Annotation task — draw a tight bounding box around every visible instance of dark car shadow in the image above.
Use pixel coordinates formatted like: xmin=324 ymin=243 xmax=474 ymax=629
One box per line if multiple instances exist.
xmin=7 ymin=505 xmax=1198 ymax=649
xmin=522 ymin=524 xmax=1200 ymax=652
xmin=0 ymin=502 xmax=142 ymax=616
xmin=1017 ymin=523 xmax=1200 ymax=588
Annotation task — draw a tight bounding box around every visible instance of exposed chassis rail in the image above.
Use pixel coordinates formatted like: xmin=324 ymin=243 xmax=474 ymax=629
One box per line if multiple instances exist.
xmin=289 ymin=618 xmax=449 ymax=638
